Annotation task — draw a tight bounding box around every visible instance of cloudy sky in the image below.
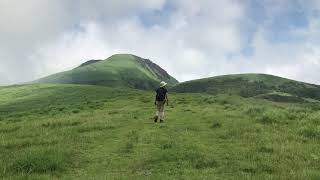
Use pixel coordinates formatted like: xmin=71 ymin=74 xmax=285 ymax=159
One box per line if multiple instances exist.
xmin=1 ymin=0 xmax=320 ymax=85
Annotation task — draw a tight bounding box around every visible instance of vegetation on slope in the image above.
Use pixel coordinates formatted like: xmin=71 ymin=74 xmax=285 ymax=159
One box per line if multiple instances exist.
xmin=1 ymin=84 xmax=320 ymax=179
xmin=171 ymin=73 xmax=320 ymax=102
xmin=34 ymin=54 xmax=178 ymax=90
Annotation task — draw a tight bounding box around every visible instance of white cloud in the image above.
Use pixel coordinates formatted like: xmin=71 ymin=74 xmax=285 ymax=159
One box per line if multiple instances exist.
xmin=0 ymin=0 xmax=166 ymax=84
xmin=227 ymin=15 xmax=320 ymax=84
xmin=1 ymin=0 xmax=244 ymax=84
xmin=1 ymin=0 xmax=320 ymax=85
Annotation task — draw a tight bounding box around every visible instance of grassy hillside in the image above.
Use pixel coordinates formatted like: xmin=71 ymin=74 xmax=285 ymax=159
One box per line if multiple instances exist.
xmin=34 ymin=54 xmax=178 ymax=90
xmin=171 ymin=74 xmax=320 ymax=102
xmin=1 ymin=84 xmax=320 ymax=179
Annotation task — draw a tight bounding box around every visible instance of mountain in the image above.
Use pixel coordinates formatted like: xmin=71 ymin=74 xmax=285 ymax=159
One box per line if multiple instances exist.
xmin=78 ymin=60 xmax=102 ymax=67
xmin=34 ymin=54 xmax=178 ymax=90
xmin=171 ymin=73 xmax=320 ymax=102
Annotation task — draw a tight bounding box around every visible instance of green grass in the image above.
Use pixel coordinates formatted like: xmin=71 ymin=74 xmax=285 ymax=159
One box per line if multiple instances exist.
xmin=1 ymin=84 xmax=320 ymax=179
xmin=34 ymin=54 xmax=178 ymax=90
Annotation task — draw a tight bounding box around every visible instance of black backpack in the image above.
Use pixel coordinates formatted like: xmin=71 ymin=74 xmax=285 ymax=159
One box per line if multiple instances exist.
xmin=156 ymin=87 xmax=167 ymax=101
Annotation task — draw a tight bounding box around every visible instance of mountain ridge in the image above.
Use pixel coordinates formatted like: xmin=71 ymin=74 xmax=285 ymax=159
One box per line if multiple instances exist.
xmin=171 ymin=73 xmax=320 ymax=102
xmin=78 ymin=60 xmax=102 ymax=68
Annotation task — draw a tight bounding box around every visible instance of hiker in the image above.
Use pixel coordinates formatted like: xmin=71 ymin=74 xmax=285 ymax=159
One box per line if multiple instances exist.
xmin=154 ymin=81 xmax=169 ymax=123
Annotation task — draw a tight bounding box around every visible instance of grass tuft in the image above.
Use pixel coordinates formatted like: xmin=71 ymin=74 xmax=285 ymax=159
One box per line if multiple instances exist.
xmin=211 ymin=122 xmax=222 ymax=128
xmin=299 ymin=126 xmax=320 ymax=139
xmin=12 ymin=148 xmax=70 ymax=174
xmin=122 ymin=130 xmax=139 ymax=153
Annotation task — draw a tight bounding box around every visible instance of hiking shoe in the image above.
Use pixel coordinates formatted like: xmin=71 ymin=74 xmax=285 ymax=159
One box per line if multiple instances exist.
xmin=160 ymin=120 xmax=164 ymax=123
xmin=154 ymin=116 xmax=158 ymax=123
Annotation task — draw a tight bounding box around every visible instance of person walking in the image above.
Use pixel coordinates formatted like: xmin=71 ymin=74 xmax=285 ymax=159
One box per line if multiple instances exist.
xmin=154 ymin=81 xmax=169 ymax=123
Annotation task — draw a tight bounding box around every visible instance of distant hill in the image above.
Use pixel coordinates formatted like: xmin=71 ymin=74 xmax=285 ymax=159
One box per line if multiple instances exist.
xmin=34 ymin=54 xmax=178 ymax=90
xmin=32 ymin=56 xmax=320 ymax=103
xmin=171 ymin=74 xmax=320 ymax=102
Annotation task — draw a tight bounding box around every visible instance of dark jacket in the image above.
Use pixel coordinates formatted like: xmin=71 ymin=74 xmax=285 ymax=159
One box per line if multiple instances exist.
xmin=155 ymin=87 xmax=168 ymax=102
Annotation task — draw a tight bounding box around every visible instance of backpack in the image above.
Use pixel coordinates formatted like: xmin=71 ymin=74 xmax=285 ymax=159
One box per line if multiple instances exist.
xmin=156 ymin=87 xmax=167 ymax=101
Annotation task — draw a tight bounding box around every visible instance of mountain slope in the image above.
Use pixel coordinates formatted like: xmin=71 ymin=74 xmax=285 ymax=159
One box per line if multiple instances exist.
xmin=171 ymin=73 xmax=320 ymax=102
xmin=1 ymin=84 xmax=320 ymax=179
xmin=34 ymin=54 xmax=178 ymax=90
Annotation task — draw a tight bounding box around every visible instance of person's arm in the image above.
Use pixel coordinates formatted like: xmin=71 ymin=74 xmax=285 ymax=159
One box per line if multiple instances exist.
xmin=154 ymin=89 xmax=157 ymax=105
xmin=166 ymin=93 xmax=169 ymax=106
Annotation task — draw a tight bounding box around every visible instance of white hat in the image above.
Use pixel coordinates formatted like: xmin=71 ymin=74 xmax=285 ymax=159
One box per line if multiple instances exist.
xmin=160 ymin=81 xmax=167 ymax=87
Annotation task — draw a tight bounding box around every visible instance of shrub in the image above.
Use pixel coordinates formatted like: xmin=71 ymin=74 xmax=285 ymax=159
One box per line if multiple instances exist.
xmin=211 ymin=122 xmax=222 ymax=129
xmin=254 ymin=108 xmax=290 ymax=124
xmin=202 ymin=97 xmax=215 ymax=104
xmin=162 ymin=143 xmax=173 ymax=150
xmin=299 ymin=126 xmax=320 ymax=139
xmin=218 ymin=99 xmax=229 ymax=105
xmin=72 ymin=109 xmax=80 ymax=114
xmin=257 ymin=146 xmax=274 ymax=153
xmin=122 ymin=130 xmax=139 ymax=153
xmin=194 ymin=159 xmax=218 ymax=169
xmin=307 ymin=112 xmax=320 ymax=125
xmin=257 ymin=111 xmax=280 ymax=124
xmin=244 ymin=106 xmax=265 ymax=117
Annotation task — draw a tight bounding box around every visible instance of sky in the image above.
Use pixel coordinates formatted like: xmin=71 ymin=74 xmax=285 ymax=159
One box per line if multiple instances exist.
xmin=1 ymin=0 xmax=320 ymax=85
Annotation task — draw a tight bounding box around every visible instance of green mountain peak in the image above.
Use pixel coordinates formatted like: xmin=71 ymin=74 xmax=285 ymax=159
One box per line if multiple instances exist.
xmin=34 ymin=54 xmax=178 ymax=90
